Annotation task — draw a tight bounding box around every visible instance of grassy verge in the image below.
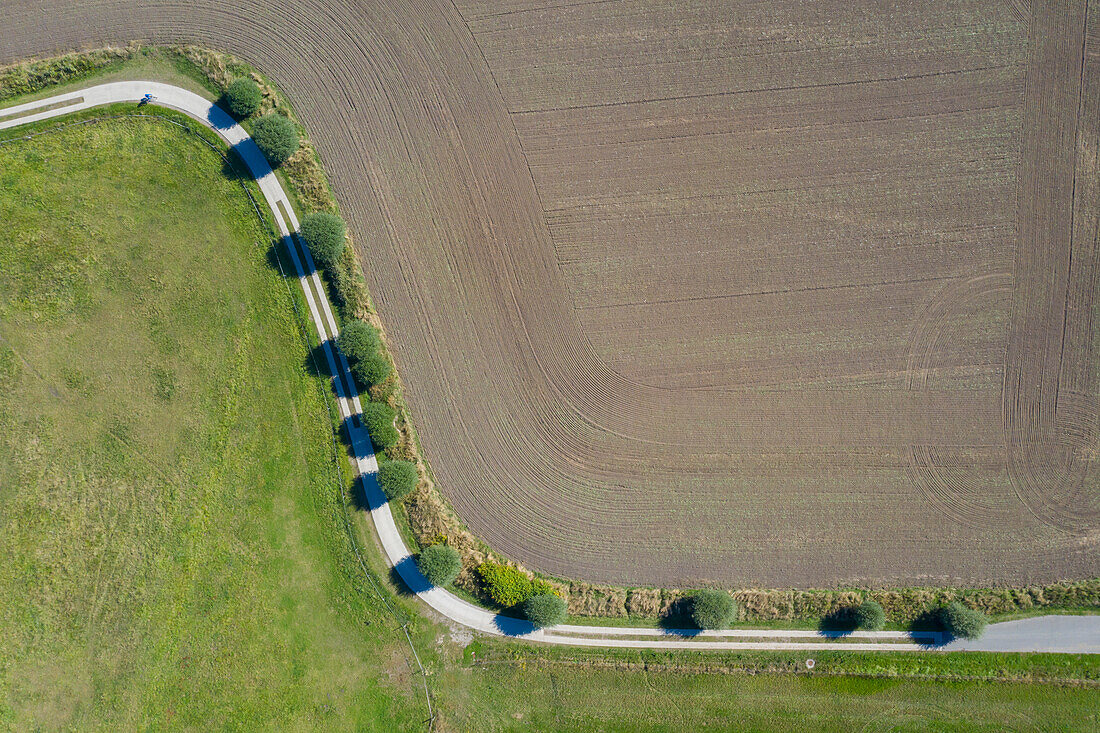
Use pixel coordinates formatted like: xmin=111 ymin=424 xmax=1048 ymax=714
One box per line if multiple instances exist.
xmin=437 ymin=661 xmax=1100 ymax=732
xmin=0 ymin=111 xmax=431 ymax=729
xmin=0 ymin=46 xmax=217 ymax=107
xmin=467 ymin=638 xmax=1100 ymax=685
xmin=560 ymin=607 xmax=1100 ymax=634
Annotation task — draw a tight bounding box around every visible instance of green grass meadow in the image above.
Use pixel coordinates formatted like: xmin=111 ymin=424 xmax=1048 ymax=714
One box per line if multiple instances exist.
xmin=0 ymin=117 xmax=426 ymax=729
xmin=439 ymin=663 xmax=1098 ymax=732
xmin=0 ymin=72 xmax=1098 ymax=731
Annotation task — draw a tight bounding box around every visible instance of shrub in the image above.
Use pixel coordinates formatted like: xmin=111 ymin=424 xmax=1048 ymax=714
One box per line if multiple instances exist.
xmin=691 ymin=589 xmax=736 ymax=630
xmin=251 ymin=112 xmax=298 ymax=166
xmin=299 ymin=211 xmax=346 ymax=270
xmin=0 ymin=49 xmax=133 ymax=103
xmin=524 ymin=593 xmax=567 ymax=628
xmin=224 ymin=77 xmax=261 ymax=117
xmin=476 ymin=561 xmax=553 ymax=608
xmin=362 ymin=402 xmax=399 ymax=450
xmin=377 ymin=460 xmax=418 ymax=501
xmin=852 ymin=599 xmax=886 ymax=631
xmin=416 ymin=544 xmax=461 ymax=587
xmin=338 ymin=320 xmax=381 ymax=363
xmin=940 ymin=602 xmax=987 ymax=640
xmin=352 ymin=352 xmax=392 ymax=387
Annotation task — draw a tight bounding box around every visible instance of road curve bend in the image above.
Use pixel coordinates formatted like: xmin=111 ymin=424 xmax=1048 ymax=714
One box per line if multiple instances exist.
xmin=1 ymin=82 xmax=1096 ymax=654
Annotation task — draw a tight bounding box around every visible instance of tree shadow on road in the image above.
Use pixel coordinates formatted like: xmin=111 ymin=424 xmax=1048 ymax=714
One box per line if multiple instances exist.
xmin=349 ymin=450 xmax=375 ymax=513
xmin=207 ymin=100 xmax=236 ymax=130
xmin=390 ymin=555 xmax=430 ymax=597
xmin=221 ymin=142 xmax=253 ymax=181
xmin=908 ymin=608 xmax=948 ymax=647
xmin=492 ymin=610 xmax=535 ymax=637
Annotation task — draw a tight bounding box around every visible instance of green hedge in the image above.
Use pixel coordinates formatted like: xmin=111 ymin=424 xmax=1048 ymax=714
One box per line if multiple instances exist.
xmin=299 ymin=211 xmax=345 ymax=270
xmin=416 ymin=544 xmax=462 ymax=587
xmin=224 ymin=77 xmax=261 ymax=117
xmin=362 ymin=402 xmax=399 ymax=450
xmin=251 ymin=112 xmax=298 ymax=166
xmin=352 ymin=352 xmax=392 ymax=387
xmin=941 ymin=602 xmax=987 ymax=640
xmin=853 ymin=600 xmax=886 ymax=631
xmin=338 ymin=320 xmax=381 ymax=363
xmin=524 ymin=593 xmax=567 ymax=628
xmin=477 ymin=561 xmax=554 ymax=608
xmin=691 ymin=590 xmax=736 ymax=630
xmin=377 ymin=460 xmax=418 ymax=502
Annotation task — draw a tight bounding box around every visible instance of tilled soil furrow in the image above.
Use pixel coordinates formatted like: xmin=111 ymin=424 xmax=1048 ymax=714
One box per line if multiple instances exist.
xmin=1 ymin=0 xmax=1095 ymax=587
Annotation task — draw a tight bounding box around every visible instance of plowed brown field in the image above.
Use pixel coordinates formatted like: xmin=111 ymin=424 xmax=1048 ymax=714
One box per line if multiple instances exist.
xmin=2 ymin=0 xmax=1097 ymax=587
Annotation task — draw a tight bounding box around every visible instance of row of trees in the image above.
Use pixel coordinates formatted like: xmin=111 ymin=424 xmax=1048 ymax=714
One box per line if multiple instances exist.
xmin=235 ymin=76 xmax=398 ymax=472
xmin=820 ymin=598 xmax=986 ymax=639
xmin=344 ymin=323 xmax=417 ymax=503
xmin=225 ymin=75 xmax=428 ymax=603
xmin=409 ymin=557 xmax=990 ymax=635
xmin=333 ymin=293 xmax=418 ymax=505
xmin=301 ymin=208 xmax=419 ymax=504
xmin=412 ymin=553 xmax=567 ymax=628
xmin=679 ymin=592 xmax=986 ymax=639
xmin=226 ymin=74 xmax=569 ymax=631
xmin=223 ymin=76 xmax=301 ymax=167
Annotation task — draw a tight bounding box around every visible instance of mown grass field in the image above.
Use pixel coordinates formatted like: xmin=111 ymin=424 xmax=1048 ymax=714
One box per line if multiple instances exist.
xmin=0 ymin=116 xmax=427 ymax=729
xmin=441 ymin=663 xmax=1099 ymax=732
xmin=0 ymin=71 xmax=1097 ymax=731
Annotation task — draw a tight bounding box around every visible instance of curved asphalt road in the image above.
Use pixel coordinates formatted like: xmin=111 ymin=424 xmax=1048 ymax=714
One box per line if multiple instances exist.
xmin=2 ymin=82 xmax=1096 ymax=654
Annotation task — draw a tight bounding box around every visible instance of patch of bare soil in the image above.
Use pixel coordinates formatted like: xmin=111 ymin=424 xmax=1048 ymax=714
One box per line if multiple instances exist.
xmin=2 ymin=0 xmax=1095 ymax=587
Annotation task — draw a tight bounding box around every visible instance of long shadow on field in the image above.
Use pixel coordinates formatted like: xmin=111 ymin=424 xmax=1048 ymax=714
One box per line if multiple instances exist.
xmin=304 ymin=342 xmax=333 ymax=381
xmin=350 ymin=473 xmax=371 ymax=513
xmin=818 ymin=607 xmax=859 ymax=637
xmin=657 ymin=597 xmax=703 ymax=637
xmin=266 ymin=239 xmax=287 ymax=273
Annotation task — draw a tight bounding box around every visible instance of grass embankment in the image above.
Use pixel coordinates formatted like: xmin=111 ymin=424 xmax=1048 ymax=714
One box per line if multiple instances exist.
xmin=440 ymin=661 xmax=1099 ymax=731
xmin=1 ymin=49 xmax=1098 ymax=732
xmin=0 ymin=116 xmax=426 ymax=729
xmin=447 ymin=641 xmax=1100 ymax=730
